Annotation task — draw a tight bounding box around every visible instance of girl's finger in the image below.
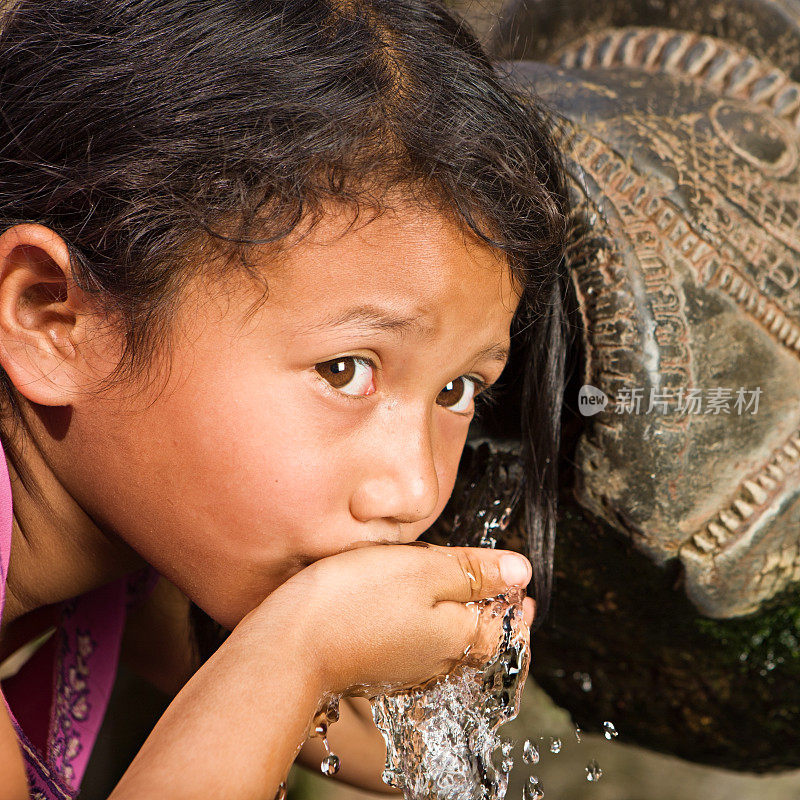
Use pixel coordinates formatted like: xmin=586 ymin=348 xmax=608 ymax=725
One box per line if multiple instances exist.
xmin=427 ymin=544 xmax=533 ymax=604
xmin=522 ymin=596 xmax=536 ymax=627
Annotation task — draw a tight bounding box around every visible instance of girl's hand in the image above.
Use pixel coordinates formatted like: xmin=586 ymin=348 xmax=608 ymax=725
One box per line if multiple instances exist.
xmin=110 ymin=544 xmax=533 ymax=800
xmin=249 ymin=542 xmax=534 ymax=698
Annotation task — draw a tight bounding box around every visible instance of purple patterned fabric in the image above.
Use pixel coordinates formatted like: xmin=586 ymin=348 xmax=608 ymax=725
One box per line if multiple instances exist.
xmin=0 ymin=438 xmax=160 ymax=799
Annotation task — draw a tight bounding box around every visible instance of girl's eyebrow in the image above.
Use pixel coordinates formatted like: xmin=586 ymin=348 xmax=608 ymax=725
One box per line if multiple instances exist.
xmin=309 ymin=304 xmax=433 ymax=336
xmin=309 ymin=304 xmax=510 ymax=365
xmin=472 ymin=342 xmax=511 ymax=366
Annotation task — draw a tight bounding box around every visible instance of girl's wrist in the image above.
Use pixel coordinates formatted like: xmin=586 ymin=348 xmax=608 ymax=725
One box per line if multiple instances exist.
xmin=233 ymin=582 xmax=332 ymax=713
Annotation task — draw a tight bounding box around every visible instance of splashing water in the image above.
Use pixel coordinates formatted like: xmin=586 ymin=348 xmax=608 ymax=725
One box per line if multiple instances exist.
xmin=585 ymin=760 xmax=603 ymax=782
xmin=523 ymin=776 xmax=544 ymax=800
xmin=311 ymin=697 xmax=342 ymax=776
xmin=522 ymin=740 xmax=540 ymax=765
xmin=370 ymin=587 xmax=530 ymax=800
xmin=603 ymin=721 xmax=618 ymax=740
xmin=321 ymin=753 xmax=341 ymax=776
xmin=500 ymin=740 xmax=515 ymax=773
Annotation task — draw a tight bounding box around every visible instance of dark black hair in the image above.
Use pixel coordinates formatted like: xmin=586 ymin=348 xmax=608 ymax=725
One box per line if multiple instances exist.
xmin=0 ymin=0 xmax=569 ymax=644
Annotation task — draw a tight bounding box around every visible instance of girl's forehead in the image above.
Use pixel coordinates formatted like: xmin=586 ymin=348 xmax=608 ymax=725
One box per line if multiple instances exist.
xmin=269 ymin=201 xmax=520 ymax=316
xmin=183 ymin=200 xmax=520 ymax=349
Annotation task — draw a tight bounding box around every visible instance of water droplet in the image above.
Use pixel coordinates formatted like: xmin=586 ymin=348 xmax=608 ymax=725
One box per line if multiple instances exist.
xmin=549 ymin=737 xmax=562 ymax=754
xmin=314 ymin=722 xmax=327 ymax=738
xmin=324 ymin=697 xmax=340 ymax=724
xmin=585 ymin=759 xmax=603 ymax=782
xmin=273 ymin=782 xmax=287 ymax=800
xmin=524 ymin=775 xmax=545 ymax=800
xmin=603 ymin=721 xmax=618 ymax=740
xmin=573 ymin=671 xmax=592 ymax=692
xmin=501 ymin=740 xmax=514 ymax=757
xmin=522 ymin=739 xmax=540 ymax=764
xmin=575 ymin=726 xmax=582 ymax=743
xmin=321 ymin=753 xmax=341 ymax=776
xmin=501 ymin=756 xmax=514 ymax=772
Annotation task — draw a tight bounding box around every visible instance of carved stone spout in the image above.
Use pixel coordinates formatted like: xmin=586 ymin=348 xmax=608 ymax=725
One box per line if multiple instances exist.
xmin=503 ymin=1 xmax=800 ymax=620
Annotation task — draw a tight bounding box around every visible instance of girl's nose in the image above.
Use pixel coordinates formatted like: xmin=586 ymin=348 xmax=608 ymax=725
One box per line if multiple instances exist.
xmin=349 ymin=406 xmax=440 ymax=526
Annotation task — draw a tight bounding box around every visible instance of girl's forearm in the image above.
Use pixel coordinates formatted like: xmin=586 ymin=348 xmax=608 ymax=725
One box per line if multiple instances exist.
xmin=109 ymin=602 xmax=322 ymax=800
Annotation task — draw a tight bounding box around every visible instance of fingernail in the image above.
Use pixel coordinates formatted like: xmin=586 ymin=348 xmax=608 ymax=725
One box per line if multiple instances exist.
xmin=500 ymin=554 xmax=531 ymax=586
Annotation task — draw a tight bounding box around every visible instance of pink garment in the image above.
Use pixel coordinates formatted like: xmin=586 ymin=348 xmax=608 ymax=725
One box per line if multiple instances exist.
xmin=0 ymin=438 xmax=160 ymax=799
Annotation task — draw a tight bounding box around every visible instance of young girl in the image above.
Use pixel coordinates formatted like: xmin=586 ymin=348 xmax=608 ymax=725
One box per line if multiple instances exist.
xmin=0 ymin=1 xmax=568 ymax=798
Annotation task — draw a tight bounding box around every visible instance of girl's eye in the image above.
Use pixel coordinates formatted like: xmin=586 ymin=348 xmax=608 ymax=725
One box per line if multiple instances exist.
xmin=436 ymin=376 xmax=481 ymax=413
xmin=315 ymin=356 xmax=375 ymax=397
xmin=314 ymin=358 xmax=487 ymax=412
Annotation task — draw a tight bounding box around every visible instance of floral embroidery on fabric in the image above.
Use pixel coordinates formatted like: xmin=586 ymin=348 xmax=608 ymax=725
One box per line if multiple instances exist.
xmin=48 ymin=600 xmax=95 ymax=789
xmin=12 ymin=718 xmax=75 ymax=800
xmin=1 ymin=441 xmax=130 ymax=799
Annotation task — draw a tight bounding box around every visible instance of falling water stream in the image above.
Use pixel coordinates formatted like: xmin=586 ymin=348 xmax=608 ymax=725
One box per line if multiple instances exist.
xmin=369 ymin=587 xmax=530 ymax=800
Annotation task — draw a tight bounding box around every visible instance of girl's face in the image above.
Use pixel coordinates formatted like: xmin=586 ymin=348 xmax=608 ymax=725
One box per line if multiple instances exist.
xmin=65 ymin=202 xmax=520 ymax=628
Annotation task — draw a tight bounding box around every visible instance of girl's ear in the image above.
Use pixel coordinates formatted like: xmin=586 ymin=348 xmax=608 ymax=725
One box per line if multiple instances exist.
xmin=0 ymin=223 xmax=103 ymax=407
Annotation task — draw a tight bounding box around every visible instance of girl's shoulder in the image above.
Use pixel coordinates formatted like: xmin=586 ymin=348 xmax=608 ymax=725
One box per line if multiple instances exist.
xmin=0 ymin=439 xmax=14 ymax=629
xmin=0 ymin=696 xmax=30 ymax=800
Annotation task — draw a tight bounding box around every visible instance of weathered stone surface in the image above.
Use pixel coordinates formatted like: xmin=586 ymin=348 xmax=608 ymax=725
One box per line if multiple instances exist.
xmin=491 ymin=0 xmax=800 ymax=82
xmin=513 ymin=56 xmax=800 ymax=618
